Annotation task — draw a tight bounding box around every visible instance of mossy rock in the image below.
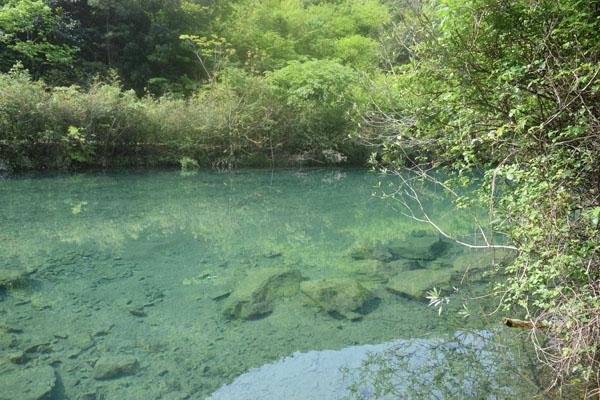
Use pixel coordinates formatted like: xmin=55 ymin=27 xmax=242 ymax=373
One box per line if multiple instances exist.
xmin=223 ymin=268 xmax=305 ymax=320
xmin=300 ymin=278 xmax=374 ymax=320
xmin=1 ymin=365 xmax=57 ymax=400
xmin=205 ymin=285 xmax=232 ymax=301
xmin=0 ymin=269 xmax=29 ymax=289
xmin=385 ymin=269 xmax=454 ymax=300
xmin=93 ymin=355 xmax=139 ymax=380
xmin=349 ymin=243 xmax=394 ymax=262
xmin=342 ymin=259 xmax=420 ymax=285
xmin=387 ymin=230 xmax=450 ymax=261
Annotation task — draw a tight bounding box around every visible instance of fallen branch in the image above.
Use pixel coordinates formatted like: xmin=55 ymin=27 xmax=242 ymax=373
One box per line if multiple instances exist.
xmin=503 ymin=317 xmax=549 ymax=329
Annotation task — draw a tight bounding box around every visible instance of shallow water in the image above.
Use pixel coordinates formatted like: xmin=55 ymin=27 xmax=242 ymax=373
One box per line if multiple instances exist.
xmin=0 ymin=169 xmax=538 ymax=399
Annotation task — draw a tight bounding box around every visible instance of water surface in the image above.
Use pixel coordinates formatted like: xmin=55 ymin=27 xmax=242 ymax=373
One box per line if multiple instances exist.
xmin=0 ymin=169 xmax=537 ymax=399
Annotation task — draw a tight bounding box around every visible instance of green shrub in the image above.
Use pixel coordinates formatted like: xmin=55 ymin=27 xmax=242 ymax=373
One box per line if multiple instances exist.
xmin=267 ymin=59 xmax=366 ymax=161
xmin=0 ymin=63 xmax=368 ymax=170
xmin=364 ymin=0 xmax=600 ymax=393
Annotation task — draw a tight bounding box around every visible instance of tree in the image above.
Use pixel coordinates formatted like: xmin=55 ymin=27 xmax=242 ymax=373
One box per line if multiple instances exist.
xmin=362 ymin=0 xmax=600 ymax=395
xmin=220 ymin=0 xmax=390 ymax=73
xmin=268 ymin=59 xmax=362 ymax=157
xmin=0 ymin=0 xmax=78 ymax=80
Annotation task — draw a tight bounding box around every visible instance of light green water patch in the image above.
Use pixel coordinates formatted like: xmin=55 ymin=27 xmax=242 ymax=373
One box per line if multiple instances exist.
xmin=0 ymin=169 xmax=536 ymax=399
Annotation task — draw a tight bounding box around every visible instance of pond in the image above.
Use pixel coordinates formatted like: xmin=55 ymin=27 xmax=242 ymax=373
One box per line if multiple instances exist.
xmin=0 ymin=169 xmax=539 ymax=399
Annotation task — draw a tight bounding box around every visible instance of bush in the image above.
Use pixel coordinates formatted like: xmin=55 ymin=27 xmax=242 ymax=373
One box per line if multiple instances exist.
xmin=0 ymin=64 xmax=369 ymax=170
xmin=364 ymin=0 xmax=600 ymax=394
xmin=268 ymin=59 xmax=367 ymax=161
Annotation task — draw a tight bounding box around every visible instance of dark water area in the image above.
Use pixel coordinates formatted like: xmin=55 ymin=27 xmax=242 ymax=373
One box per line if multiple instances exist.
xmin=0 ymin=169 xmax=540 ymax=399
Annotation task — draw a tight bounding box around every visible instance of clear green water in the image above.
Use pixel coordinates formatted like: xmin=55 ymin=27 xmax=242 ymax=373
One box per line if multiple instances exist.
xmin=0 ymin=169 xmax=538 ymax=399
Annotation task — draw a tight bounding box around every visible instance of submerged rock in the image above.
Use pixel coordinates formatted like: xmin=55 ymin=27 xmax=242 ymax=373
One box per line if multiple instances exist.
xmin=349 ymin=244 xmax=394 ymax=262
xmin=349 ymin=231 xmax=451 ymax=265
xmin=93 ymin=355 xmax=139 ymax=380
xmin=0 ymin=269 xmax=30 ymax=289
xmin=300 ymin=278 xmax=374 ymax=320
xmin=387 ymin=230 xmax=450 ymax=261
xmin=7 ymin=351 xmax=28 ymax=364
xmin=1 ymin=366 xmax=57 ymax=400
xmin=128 ymin=307 xmax=147 ymax=317
xmin=223 ymin=268 xmax=305 ymax=320
xmin=385 ymin=269 xmax=454 ymax=300
xmin=206 ymin=286 xmax=232 ymax=301
xmin=343 ymin=259 xmax=412 ymax=285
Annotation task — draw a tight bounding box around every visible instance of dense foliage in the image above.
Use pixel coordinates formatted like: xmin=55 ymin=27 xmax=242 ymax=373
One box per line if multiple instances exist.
xmin=363 ymin=0 xmax=599 ymax=395
xmin=0 ymin=0 xmax=386 ymax=169
xmin=0 ymin=65 xmax=369 ymax=169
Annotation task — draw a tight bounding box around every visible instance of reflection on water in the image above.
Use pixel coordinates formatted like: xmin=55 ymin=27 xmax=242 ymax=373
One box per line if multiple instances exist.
xmin=0 ymin=169 xmax=537 ymax=399
xmin=211 ymin=329 xmax=537 ymax=400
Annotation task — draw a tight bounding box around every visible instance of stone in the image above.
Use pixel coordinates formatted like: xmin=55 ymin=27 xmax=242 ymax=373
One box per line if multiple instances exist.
xmin=201 ymin=282 xmax=232 ymax=301
xmin=1 ymin=366 xmax=57 ymax=400
xmin=224 ymin=297 xmax=272 ymax=321
xmin=53 ymin=331 xmax=69 ymax=340
xmin=385 ymin=269 xmax=454 ymax=300
xmin=0 ymin=269 xmax=29 ymax=289
xmin=23 ymin=338 xmax=53 ymax=355
xmin=300 ymin=278 xmax=374 ymax=320
xmin=350 ymin=244 xmax=394 ymax=262
xmin=92 ymin=323 xmax=113 ymax=337
xmin=343 ymin=260 xmax=395 ymax=285
xmin=7 ymin=351 xmax=28 ymax=364
xmin=92 ymin=355 xmax=139 ymax=380
xmin=129 ymin=308 xmax=147 ymax=317
xmin=223 ymin=268 xmax=305 ymax=320
xmin=387 ymin=230 xmax=450 ymax=261
xmin=207 ymin=287 xmax=232 ymax=301
xmin=67 ymin=333 xmax=95 ymax=358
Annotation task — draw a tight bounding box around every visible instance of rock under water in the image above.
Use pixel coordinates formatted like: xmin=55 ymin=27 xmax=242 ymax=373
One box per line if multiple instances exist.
xmin=385 ymin=268 xmax=455 ymax=300
xmin=1 ymin=365 xmax=57 ymax=400
xmin=92 ymin=355 xmax=139 ymax=380
xmin=300 ymin=277 xmax=374 ymax=320
xmin=223 ymin=268 xmax=305 ymax=320
xmin=0 ymin=268 xmax=30 ymax=289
